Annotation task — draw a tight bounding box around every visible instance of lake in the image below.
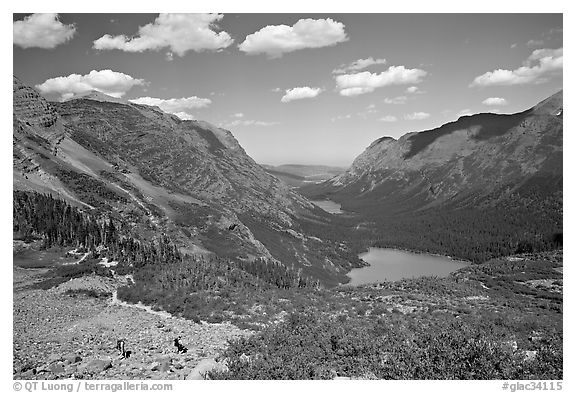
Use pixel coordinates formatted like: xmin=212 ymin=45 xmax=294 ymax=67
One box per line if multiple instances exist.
xmin=311 ymin=199 xmax=343 ymax=214
xmin=347 ymin=247 xmax=470 ymax=285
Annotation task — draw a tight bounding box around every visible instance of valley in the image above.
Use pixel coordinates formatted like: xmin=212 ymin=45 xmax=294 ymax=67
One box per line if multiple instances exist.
xmin=300 ymin=92 xmax=563 ymax=263
xmin=12 ymin=77 xmax=563 ymax=380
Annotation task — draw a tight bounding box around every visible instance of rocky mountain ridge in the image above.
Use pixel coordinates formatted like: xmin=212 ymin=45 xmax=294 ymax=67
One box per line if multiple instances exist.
xmin=13 ymin=76 xmax=360 ymax=285
xmin=318 ymin=91 xmax=562 ymax=211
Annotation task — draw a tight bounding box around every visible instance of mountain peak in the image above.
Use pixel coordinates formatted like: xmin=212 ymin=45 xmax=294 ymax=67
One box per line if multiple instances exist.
xmin=64 ymin=90 xmax=128 ymax=104
xmin=532 ymin=90 xmax=563 ymax=116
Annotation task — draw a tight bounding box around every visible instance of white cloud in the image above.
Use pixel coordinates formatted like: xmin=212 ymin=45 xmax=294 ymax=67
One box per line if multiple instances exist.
xmin=457 ymin=109 xmax=473 ymax=117
xmin=544 ymin=27 xmax=562 ymax=39
xmin=239 ymin=18 xmax=347 ymax=58
xmin=405 ymin=86 xmax=420 ymax=94
xmin=280 ymin=87 xmax=322 ymax=103
xmin=129 ymin=96 xmax=211 ymax=119
xmin=333 ymin=57 xmax=387 ymax=74
xmin=93 ymin=13 xmax=233 ymax=56
xmin=339 ymin=87 xmax=374 ymax=97
xmin=526 ymin=39 xmax=544 ymax=47
xmin=471 ymin=47 xmax=562 ymax=87
xmin=221 ymin=119 xmax=279 ymax=128
xmin=233 ymin=113 xmax=244 ymax=118
xmin=36 ymin=70 xmax=146 ymax=100
xmin=331 ymin=114 xmax=352 ymax=122
xmin=405 ymin=112 xmax=430 ymax=120
xmin=357 ymin=104 xmax=379 ymax=119
xmin=173 ymin=112 xmax=195 ymax=120
xmin=378 ymin=115 xmax=398 ymax=122
xmin=13 ymin=13 xmax=76 ymax=49
xmin=482 ymin=97 xmax=508 ymax=106
xmin=384 ymin=96 xmax=408 ymax=105
xmin=336 ymin=66 xmax=427 ymax=96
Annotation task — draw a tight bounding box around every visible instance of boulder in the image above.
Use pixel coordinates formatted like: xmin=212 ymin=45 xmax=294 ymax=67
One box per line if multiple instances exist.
xmin=83 ymin=358 xmax=112 ymax=373
xmin=64 ymin=354 xmax=82 ymax=364
xmin=524 ymin=350 xmax=538 ymax=361
xmin=186 ymin=359 xmax=228 ymax=380
xmin=49 ymin=363 xmax=65 ymax=374
xmin=47 ymin=353 xmax=62 ymax=363
xmin=151 ymin=357 xmax=172 ymax=373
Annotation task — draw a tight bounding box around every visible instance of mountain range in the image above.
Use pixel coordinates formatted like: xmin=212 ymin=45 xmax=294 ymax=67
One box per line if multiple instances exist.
xmin=301 ymin=91 xmax=563 ymax=261
xmin=13 ymin=76 xmax=361 ymax=286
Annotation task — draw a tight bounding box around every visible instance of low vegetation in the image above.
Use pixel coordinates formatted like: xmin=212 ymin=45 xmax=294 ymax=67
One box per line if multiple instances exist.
xmin=13 ymin=191 xmax=563 ymax=379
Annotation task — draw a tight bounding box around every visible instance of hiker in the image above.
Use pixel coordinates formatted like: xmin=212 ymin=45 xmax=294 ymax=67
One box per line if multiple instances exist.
xmin=116 ymin=339 xmax=130 ymax=359
xmin=174 ymin=337 xmax=188 ymax=354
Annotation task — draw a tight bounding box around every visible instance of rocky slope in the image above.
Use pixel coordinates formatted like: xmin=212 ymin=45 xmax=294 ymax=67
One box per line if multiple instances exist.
xmin=306 ymin=91 xmax=562 ymax=213
xmin=13 ymin=266 xmax=249 ymax=380
xmin=13 ymin=76 xmax=361 ymax=285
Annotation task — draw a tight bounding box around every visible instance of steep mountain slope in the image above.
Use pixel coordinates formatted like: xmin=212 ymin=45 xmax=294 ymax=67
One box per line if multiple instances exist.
xmin=302 ymin=91 xmax=563 ymax=261
xmin=13 ymin=76 xmax=361 ymax=285
xmin=314 ymin=91 xmax=562 ymax=210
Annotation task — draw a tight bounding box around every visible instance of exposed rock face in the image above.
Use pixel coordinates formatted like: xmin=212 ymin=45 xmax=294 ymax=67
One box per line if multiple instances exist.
xmin=54 ymin=98 xmax=310 ymax=216
xmin=13 ymin=76 xmax=59 ymax=130
xmin=13 ymin=77 xmax=358 ymax=285
xmin=316 ymin=91 xmax=562 ymax=212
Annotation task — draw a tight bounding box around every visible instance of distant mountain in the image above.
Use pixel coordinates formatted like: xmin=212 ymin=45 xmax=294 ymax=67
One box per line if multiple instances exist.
xmin=63 ymin=90 xmax=129 ymax=104
xmin=263 ymin=164 xmax=345 ymax=188
xmin=13 ymin=76 xmax=361 ymax=285
xmin=302 ymin=91 xmax=563 ymax=261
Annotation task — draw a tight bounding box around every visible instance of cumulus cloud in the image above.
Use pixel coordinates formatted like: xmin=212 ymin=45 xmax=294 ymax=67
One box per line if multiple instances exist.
xmin=384 ymin=96 xmax=408 ymax=105
xmin=93 ymin=13 xmax=233 ymax=56
xmin=333 ymin=57 xmax=387 ymax=74
xmin=406 ymin=86 xmax=420 ymax=94
xmin=336 ymin=66 xmax=427 ymax=96
xmin=172 ymin=112 xmax=195 ymax=120
xmin=129 ymin=96 xmax=211 ymax=119
xmin=36 ymin=70 xmax=146 ymax=100
xmin=239 ymin=18 xmax=347 ymax=58
xmin=405 ymin=112 xmax=430 ymax=120
xmin=482 ymin=97 xmax=508 ymax=106
xmin=339 ymin=87 xmax=374 ymax=97
xmin=378 ymin=115 xmax=398 ymax=122
xmin=13 ymin=13 xmax=76 ymax=49
xmin=280 ymin=87 xmax=322 ymax=103
xmin=470 ymin=47 xmax=562 ymax=87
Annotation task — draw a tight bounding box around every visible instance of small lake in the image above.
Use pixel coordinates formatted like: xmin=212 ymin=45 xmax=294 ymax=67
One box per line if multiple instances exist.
xmin=347 ymin=247 xmax=470 ymax=285
xmin=311 ymin=200 xmax=343 ymax=214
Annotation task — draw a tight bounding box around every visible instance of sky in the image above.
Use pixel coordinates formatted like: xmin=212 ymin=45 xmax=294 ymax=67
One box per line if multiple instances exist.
xmin=12 ymin=13 xmax=563 ymax=167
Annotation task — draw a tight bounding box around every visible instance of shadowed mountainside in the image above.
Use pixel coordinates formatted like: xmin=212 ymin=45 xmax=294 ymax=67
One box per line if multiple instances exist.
xmin=301 ymin=91 xmax=562 ymax=262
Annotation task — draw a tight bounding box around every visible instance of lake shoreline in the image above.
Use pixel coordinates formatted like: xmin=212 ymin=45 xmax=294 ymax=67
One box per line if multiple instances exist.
xmin=360 ymin=246 xmax=472 ymax=265
xmin=346 ymin=247 xmax=472 ymax=286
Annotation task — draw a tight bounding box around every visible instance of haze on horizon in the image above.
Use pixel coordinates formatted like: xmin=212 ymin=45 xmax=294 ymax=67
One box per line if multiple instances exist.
xmin=13 ymin=13 xmax=563 ymax=167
